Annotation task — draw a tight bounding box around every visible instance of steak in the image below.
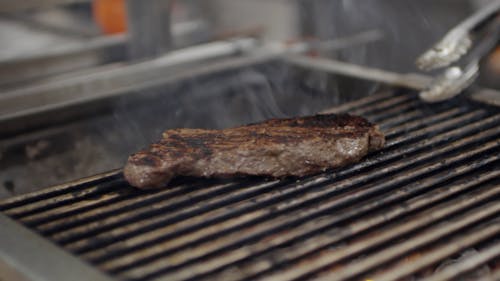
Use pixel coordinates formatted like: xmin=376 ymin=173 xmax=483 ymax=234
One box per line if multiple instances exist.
xmin=124 ymin=114 xmax=385 ymax=189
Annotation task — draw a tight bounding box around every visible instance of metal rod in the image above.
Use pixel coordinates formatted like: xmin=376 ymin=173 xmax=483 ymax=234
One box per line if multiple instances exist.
xmin=285 ymin=54 xmax=432 ymax=90
xmin=0 ymin=38 xmax=258 ymax=136
xmin=0 ymin=35 xmax=127 ymax=87
xmin=285 ymin=54 xmax=500 ymax=107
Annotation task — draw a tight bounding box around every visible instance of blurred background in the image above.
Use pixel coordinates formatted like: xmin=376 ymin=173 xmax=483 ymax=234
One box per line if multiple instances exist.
xmin=0 ymin=0 xmax=492 ymax=73
xmin=0 ymin=0 xmax=498 ymax=198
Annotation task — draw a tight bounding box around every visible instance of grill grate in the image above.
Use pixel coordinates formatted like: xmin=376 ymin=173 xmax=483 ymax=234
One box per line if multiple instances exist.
xmin=1 ymin=89 xmax=499 ymax=281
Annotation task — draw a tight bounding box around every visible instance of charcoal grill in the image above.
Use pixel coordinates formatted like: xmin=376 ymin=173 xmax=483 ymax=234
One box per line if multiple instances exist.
xmin=0 ymin=53 xmax=499 ymax=281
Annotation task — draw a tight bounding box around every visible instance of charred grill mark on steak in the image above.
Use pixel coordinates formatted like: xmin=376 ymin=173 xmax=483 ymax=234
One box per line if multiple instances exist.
xmin=124 ymin=114 xmax=385 ymax=189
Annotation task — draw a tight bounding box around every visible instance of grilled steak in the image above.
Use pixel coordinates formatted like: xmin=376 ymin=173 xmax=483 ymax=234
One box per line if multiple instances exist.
xmin=124 ymin=114 xmax=385 ymax=189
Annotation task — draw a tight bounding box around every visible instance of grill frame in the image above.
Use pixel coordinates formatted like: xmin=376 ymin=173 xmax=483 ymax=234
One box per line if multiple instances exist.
xmin=0 ymin=213 xmax=114 ymax=281
xmin=1 ymin=55 xmax=500 ymax=281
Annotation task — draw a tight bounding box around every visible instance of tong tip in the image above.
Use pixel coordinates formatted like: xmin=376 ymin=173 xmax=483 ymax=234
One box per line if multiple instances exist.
xmin=416 ymin=33 xmax=472 ymax=71
xmin=419 ymin=64 xmax=478 ymax=103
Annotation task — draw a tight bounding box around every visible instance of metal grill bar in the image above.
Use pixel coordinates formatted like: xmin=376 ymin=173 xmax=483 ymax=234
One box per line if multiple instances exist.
xmin=363 ymin=100 xmax=421 ymax=124
xmin=380 ymin=238 xmax=500 ymax=281
xmin=104 ymin=127 xmax=497 ymax=278
xmin=121 ymin=153 xmax=500 ymax=281
xmin=383 ymin=107 xmax=463 ymax=137
xmin=35 ymin=180 xmax=275 ymax=235
xmin=111 ymin=168 xmax=498 ymax=278
xmin=327 ymin=113 xmax=499 ymax=180
xmin=316 ymin=199 xmax=500 ymax=281
xmin=36 ymin=110 xmax=500 ymax=276
xmin=4 ymin=178 xmax=127 ymax=219
xmin=72 ymin=113 xmax=499 ymax=264
xmin=92 ymin=122 xmax=500 ymax=273
xmin=0 ymin=170 xmax=121 ymax=211
xmin=320 ymin=90 xmax=396 ymax=114
xmin=53 ymin=180 xmax=281 ymax=245
xmin=385 ymin=110 xmax=486 ymax=147
xmin=348 ymin=95 xmax=414 ymax=116
xmin=377 ymin=109 xmax=422 ymax=129
xmin=20 ymin=179 xmax=212 ymax=227
xmin=210 ymin=171 xmax=500 ymax=281
xmin=263 ymin=183 xmax=500 ymax=281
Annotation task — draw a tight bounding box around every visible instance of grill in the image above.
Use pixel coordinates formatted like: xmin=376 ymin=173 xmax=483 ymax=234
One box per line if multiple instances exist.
xmin=1 ymin=83 xmax=499 ymax=281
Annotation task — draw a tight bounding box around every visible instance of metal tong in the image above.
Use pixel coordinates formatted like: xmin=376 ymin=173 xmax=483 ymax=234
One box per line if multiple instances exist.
xmin=416 ymin=0 xmax=500 ymax=102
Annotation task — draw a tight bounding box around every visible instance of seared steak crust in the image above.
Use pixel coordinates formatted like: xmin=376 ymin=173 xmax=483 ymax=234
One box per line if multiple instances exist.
xmin=124 ymin=114 xmax=385 ymax=189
